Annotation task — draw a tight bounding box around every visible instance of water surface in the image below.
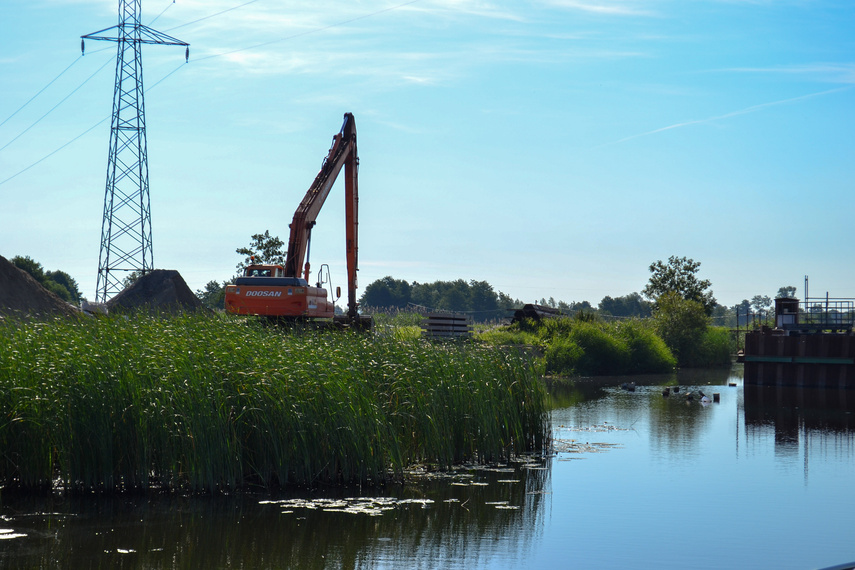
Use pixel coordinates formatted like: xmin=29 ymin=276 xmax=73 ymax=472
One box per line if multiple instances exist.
xmin=3 ymin=365 xmax=854 ymax=569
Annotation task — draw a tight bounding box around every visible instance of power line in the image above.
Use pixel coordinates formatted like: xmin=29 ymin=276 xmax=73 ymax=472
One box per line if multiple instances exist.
xmin=192 ymin=0 xmax=421 ymax=62
xmin=164 ymin=0 xmax=260 ymax=32
xmin=0 ymin=118 xmax=108 ymax=187
xmin=1 ymin=0 xmax=424 ymax=184
xmin=0 ymin=56 xmax=113 ymax=153
xmin=148 ymin=0 xmax=177 ymax=26
xmin=0 ymin=57 xmax=83 ymax=130
xmin=0 ymin=62 xmax=186 ymax=188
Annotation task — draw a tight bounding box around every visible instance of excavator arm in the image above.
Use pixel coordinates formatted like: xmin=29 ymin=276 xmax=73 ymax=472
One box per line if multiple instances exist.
xmin=284 ymin=112 xmax=360 ymax=319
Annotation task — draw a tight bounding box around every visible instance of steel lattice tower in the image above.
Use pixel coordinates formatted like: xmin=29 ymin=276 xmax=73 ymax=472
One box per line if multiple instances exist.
xmin=82 ymin=0 xmax=188 ymax=302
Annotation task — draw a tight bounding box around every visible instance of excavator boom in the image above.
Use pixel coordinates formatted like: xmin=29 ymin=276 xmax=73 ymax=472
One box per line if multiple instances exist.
xmin=284 ymin=112 xmax=359 ymax=318
xmin=225 ymin=113 xmax=364 ymax=324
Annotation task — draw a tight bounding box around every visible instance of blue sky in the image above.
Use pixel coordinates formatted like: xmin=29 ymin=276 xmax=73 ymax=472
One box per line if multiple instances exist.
xmin=1 ymin=0 xmax=853 ymax=308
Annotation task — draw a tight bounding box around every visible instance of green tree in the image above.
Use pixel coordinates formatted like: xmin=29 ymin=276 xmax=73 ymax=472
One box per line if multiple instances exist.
xmin=498 ymin=292 xmax=521 ymax=311
xmin=566 ymin=300 xmax=594 ymax=313
xmin=196 ymin=281 xmax=226 ymax=309
xmin=123 ymin=271 xmax=143 ymax=289
xmin=469 ymin=280 xmax=500 ymax=318
xmin=643 ymin=255 xmax=716 ymax=315
xmin=652 ymin=291 xmax=710 ymax=366
xmin=46 ymin=270 xmax=82 ymax=303
xmin=599 ymin=292 xmax=652 ymax=318
xmin=235 ymin=230 xmax=286 ymax=273
xmin=360 ymin=276 xmax=412 ymax=308
xmin=437 ymin=280 xmax=470 ymax=312
xmin=731 ymin=299 xmax=751 ymax=326
xmin=11 ymin=255 xmax=46 ymax=282
xmin=11 ymin=256 xmax=79 ymax=303
xmin=777 ymin=285 xmax=797 ymax=298
xmin=750 ymin=295 xmax=772 ymax=312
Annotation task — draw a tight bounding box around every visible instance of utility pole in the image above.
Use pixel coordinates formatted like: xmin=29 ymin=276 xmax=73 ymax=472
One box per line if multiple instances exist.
xmin=82 ymin=0 xmax=188 ymax=302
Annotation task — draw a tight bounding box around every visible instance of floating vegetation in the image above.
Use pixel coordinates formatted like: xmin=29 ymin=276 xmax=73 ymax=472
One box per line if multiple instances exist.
xmin=260 ymin=497 xmax=434 ymax=517
xmin=552 ymin=439 xmax=625 ymax=454
xmin=0 ymin=314 xmax=549 ymax=493
xmin=556 ymin=422 xmax=629 ymax=433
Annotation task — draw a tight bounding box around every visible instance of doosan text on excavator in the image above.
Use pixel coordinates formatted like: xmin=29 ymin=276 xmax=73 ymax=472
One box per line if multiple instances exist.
xmin=224 ymin=113 xmax=371 ymax=328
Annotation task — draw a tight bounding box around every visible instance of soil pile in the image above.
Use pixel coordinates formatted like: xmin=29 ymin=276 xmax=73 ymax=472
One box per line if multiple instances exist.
xmin=106 ymin=269 xmax=204 ymax=314
xmin=0 ymin=255 xmax=79 ymax=319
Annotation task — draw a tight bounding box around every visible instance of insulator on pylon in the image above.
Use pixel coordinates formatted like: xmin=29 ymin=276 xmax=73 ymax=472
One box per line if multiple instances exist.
xmin=185 ymin=47 xmax=189 ymax=62
xmin=81 ymin=39 xmax=85 ymax=55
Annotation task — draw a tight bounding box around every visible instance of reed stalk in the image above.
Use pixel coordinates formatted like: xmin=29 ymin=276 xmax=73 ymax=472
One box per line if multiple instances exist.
xmin=0 ymin=314 xmax=548 ymax=492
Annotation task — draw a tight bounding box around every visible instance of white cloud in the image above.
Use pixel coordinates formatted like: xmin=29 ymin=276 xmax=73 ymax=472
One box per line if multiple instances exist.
xmin=536 ymin=0 xmax=656 ymax=16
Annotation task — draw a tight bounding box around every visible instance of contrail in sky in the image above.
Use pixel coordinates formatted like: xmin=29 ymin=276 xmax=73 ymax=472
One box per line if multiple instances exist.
xmin=609 ymin=85 xmax=852 ymax=146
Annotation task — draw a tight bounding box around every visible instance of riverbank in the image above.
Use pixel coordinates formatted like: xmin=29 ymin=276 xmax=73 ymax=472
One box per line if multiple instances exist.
xmin=0 ymin=315 xmax=548 ymax=493
xmin=477 ymin=314 xmax=733 ymax=376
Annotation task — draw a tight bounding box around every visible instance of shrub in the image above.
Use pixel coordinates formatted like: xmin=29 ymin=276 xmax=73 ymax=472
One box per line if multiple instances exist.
xmin=614 ymin=320 xmax=676 ymax=373
xmin=538 ymin=317 xmax=575 ymax=339
xmin=478 ymin=327 xmax=540 ymax=346
xmin=652 ymin=292 xmax=709 ymax=366
xmin=681 ymin=326 xmax=733 ymax=368
xmin=566 ymin=322 xmax=629 ymax=376
xmin=543 ymin=337 xmax=583 ymax=375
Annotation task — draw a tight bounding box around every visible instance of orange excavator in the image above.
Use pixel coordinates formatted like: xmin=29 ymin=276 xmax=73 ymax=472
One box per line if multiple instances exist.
xmin=224 ymin=113 xmax=370 ymax=328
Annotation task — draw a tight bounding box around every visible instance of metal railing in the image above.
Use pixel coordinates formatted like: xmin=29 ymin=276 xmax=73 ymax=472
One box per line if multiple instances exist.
xmin=800 ymin=296 xmax=855 ymax=330
xmin=736 ymin=298 xmax=855 ymax=335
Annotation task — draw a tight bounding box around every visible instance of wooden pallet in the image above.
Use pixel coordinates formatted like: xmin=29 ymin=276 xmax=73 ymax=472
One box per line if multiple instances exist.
xmin=421 ymin=313 xmax=472 ymax=338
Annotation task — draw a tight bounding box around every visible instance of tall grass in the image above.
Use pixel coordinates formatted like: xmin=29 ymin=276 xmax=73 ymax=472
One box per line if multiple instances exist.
xmin=0 ymin=314 xmax=547 ymax=493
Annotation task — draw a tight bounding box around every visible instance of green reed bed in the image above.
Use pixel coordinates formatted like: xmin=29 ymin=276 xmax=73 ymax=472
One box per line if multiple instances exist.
xmin=0 ymin=314 xmax=547 ymax=493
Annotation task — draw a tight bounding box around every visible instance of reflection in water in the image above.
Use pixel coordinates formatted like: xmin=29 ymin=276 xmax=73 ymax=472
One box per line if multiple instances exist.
xmin=4 ymin=365 xmax=855 ymax=569
xmin=549 ymin=368 xmax=735 ymax=457
xmin=743 ymin=384 xmax=855 ymax=482
xmin=0 ymin=460 xmax=550 ymax=569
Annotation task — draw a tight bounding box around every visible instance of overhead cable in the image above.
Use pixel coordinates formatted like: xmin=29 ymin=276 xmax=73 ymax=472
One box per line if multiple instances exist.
xmin=0 ymin=57 xmax=82 ymax=130
xmin=0 ymin=62 xmax=185 ymax=187
xmin=192 ymin=0 xmax=421 ymax=63
xmin=0 ymin=56 xmax=113 ymax=153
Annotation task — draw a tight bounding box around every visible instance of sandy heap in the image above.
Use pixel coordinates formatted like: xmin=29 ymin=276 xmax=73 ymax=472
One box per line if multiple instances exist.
xmin=106 ymin=269 xmax=203 ymax=314
xmin=0 ymin=254 xmax=79 ymax=319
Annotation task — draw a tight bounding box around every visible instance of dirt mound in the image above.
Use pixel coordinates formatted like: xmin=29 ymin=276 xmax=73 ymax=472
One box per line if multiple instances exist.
xmin=0 ymin=255 xmax=79 ymax=319
xmin=106 ymin=269 xmax=204 ymax=314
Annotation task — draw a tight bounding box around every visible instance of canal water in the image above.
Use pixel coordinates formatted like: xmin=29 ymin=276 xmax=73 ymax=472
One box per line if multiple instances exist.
xmin=3 ymin=365 xmax=855 ymax=569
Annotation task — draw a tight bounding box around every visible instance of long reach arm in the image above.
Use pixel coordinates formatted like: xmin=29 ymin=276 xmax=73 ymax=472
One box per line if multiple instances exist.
xmin=283 ymin=113 xmax=360 ymax=319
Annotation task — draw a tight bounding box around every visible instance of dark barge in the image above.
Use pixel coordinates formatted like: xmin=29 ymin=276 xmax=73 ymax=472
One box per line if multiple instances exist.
xmin=742 ymin=296 xmax=855 ymax=388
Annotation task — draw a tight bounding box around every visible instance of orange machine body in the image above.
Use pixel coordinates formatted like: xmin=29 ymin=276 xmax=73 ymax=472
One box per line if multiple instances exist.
xmin=224 ymin=264 xmax=335 ymax=318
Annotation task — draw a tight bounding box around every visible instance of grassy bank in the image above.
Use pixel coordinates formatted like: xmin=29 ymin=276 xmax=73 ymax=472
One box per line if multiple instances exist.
xmin=0 ymin=315 xmax=547 ymax=493
xmin=478 ymin=316 xmax=733 ymax=376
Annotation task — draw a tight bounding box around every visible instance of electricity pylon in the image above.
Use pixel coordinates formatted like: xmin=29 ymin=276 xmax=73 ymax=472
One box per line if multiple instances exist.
xmin=82 ymin=0 xmax=188 ymax=302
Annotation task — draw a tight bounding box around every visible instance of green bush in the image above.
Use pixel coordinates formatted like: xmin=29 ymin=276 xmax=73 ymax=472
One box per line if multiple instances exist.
xmin=566 ymin=322 xmax=629 ymax=376
xmin=652 ymin=292 xmax=709 ymax=366
xmin=681 ymin=326 xmax=733 ymax=368
xmin=478 ymin=327 xmax=540 ymax=346
xmin=614 ymin=320 xmax=676 ymax=373
xmin=538 ymin=316 xmax=576 ymax=339
xmin=543 ymin=337 xmax=583 ymax=375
